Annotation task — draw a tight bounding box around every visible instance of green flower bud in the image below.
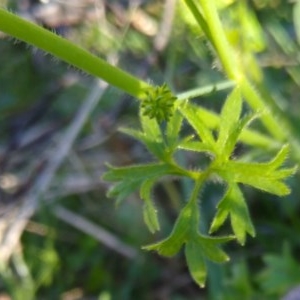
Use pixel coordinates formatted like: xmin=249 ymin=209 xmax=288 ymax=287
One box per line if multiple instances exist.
xmin=141 ymin=83 xmax=177 ymax=123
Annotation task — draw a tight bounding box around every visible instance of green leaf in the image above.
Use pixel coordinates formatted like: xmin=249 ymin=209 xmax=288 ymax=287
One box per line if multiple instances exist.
xmin=185 ymin=234 xmax=233 ymax=287
xmin=268 ymin=144 xmax=290 ymax=170
xmin=210 ymin=183 xmax=255 ymax=245
xmin=142 ymin=232 xmax=185 ymax=257
xmin=196 ymin=234 xmax=233 ymax=263
xmin=103 ymin=163 xmax=178 ymax=204
xmin=217 ymin=145 xmax=297 ymax=196
xmin=225 ymin=261 xmax=255 ymax=298
xmin=119 ymin=127 xmax=144 ymax=142
xmin=192 ymin=106 xmax=220 ymax=129
xmin=224 ymin=164 xmax=295 ymax=196
xmin=121 ymin=107 xmax=182 ymax=161
xmin=185 ymin=241 xmax=207 ymax=287
xmin=179 ymin=101 xmax=216 ymax=149
xmin=143 ymin=199 xmax=195 ymax=256
xmin=121 ymin=126 xmax=167 ymax=160
xmin=165 ymin=105 xmax=184 ymax=151
xmin=143 ymin=201 xmax=160 ymax=234
xmin=103 ymin=163 xmax=174 ymax=182
xmin=107 ymin=179 xmax=143 ymax=205
xmin=222 ymin=113 xmax=257 ymax=158
xmin=177 ymin=100 xmax=276 ymax=150
xmin=140 ymin=179 xmax=160 ymax=233
xmin=140 ymin=107 xmax=163 ymax=141
xmin=178 ymin=140 xmax=215 ymax=155
xmin=216 ymin=87 xmax=258 ymax=158
xmin=143 ymin=182 xmax=234 ymax=288
xmin=256 ymin=243 xmax=300 ymax=295
xmin=239 ymin=128 xmax=280 ymax=150
xmin=139 ymin=109 xmax=168 ymax=159
xmin=217 ymin=87 xmax=242 ymax=152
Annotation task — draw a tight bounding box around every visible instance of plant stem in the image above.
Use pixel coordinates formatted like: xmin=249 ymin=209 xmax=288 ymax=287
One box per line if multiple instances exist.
xmin=182 ymin=0 xmax=213 ymax=44
xmin=0 ymin=8 xmax=151 ymax=99
xmin=177 ymin=80 xmax=235 ymax=100
xmin=192 ymin=0 xmax=240 ymax=80
xmin=187 ymin=0 xmax=284 ymax=140
xmin=239 ymin=80 xmax=287 ymax=139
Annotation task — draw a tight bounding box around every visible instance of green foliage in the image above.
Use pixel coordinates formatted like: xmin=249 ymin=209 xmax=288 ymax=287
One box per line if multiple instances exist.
xmin=143 ymin=185 xmax=233 ymax=287
xmin=256 ymin=243 xmax=300 ymax=296
xmin=141 ymin=179 xmax=160 ymax=234
xmin=210 ymin=183 xmax=255 ymax=245
xmin=104 ymin=85 xmax=295 ymax=287
xmin=0 ymin=238 xmax=58 ymax=300
xmin=223 ymin=261 xmax=255 ymax=299
xmin=0 ymin=0 xmax=299 ymax=294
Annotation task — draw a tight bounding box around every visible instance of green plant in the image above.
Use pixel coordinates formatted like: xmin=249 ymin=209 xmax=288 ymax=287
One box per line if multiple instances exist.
xmin=103 ymin=85 xmax=295 ymax=287
xmin=0 ymin=1 xmax=297 ymax=288
xmin=256 ymin=243 xmax=300 ymax=296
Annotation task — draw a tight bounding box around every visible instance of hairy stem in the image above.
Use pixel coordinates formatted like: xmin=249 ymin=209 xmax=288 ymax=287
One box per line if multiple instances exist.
xmin=0 ymin=8 xmax=151 ymax=99
xmin=186 ymin=0 xmax=284 ymax=140
xmin=190 ymin=0 xmax=240 ymax=80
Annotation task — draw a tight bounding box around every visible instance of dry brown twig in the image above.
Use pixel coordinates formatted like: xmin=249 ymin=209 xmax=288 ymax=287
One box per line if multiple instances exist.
xmin=0 ymin=79 xmax=111 ymax=263
xmin=154 ymin=0 xmax=177 ymax=52
xmin=53 ymin=205 xmax=137 ymax=259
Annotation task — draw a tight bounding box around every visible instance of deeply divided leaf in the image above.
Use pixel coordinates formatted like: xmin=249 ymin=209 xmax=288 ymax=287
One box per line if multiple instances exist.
xmin=143 ymin=199 xmax=195 ymax=256
xmin=225 ymin=164 xmax=295 ymax=196
xmin=121 ymin=125 xmax=167 ymax=160
xmin=210 ymin=183 xmax=255 ymax=245
xmin=143 ymin=188 xmax=233 ymax=287
xmin=216 ymin=145 xmax=296 ymax=196
xmin=268 ymin=144 xmax=290 ymax=169
xmin=196 ymin=234 xmax=233 ymax=263
xmin=103 ymin=163 xmax=178 ymax=205
xmin=140 ymin=108 xmax=163 ymax=141
xmin=222 ymin=113 xmax=257 ymax=158
xmin=102 ymin=82 xmax=296 ymax=290
xmin=185 ymin=234 xmax=233 ymax=287
xmin=185 ymin=241 xmax=207 ymax=287
xmin=107 ymin=180 xmax=143 ymax=205
xmin=165 ymin=106 xmax=184 ymax=151
xmin=179 ymin=101 xmax=216 ymax=149
xmin=217 ymin=87 xmax=242 ymax=151
xmin=178 ymin=140 xmax=215 ymax=154
xmin=216 ymin=87 xmax=258 ymax=158
xmin=143 ymin=200 xmax=160 ymax=233
xmin=103 ymin=163 xmax=174 ymax=182
xmin=121 ymin=108 xmax=183 ymax=160
xmin=140 ymin=179 xmax=160 ymax=233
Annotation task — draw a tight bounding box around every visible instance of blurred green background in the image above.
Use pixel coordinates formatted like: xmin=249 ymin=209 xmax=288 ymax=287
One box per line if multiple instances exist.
xmin=0 ymin=0 xmax=300 ymax=299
